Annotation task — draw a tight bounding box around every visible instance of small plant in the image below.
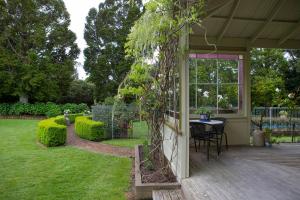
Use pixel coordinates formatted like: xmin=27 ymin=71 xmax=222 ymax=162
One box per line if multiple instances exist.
xmin=264 ymin=128 xmax=272 ymax=147
xmin=193 ymin=107 xmax=211 ymax=115
xmin=142 ymin=140 xmax=154 ymax=170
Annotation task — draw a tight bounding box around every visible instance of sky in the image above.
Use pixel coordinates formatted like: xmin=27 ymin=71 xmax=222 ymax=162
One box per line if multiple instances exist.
xmin=63 ymin=0 xmax=104 ymax=80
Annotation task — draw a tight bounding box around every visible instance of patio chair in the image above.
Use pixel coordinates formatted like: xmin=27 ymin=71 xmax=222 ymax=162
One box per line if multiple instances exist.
xmin=190 ymin=122 xmax=211 ymax=152
xmin=210 ymin=117 xmax=228 ymax=151
xmin=190 ymin=122 xmax=218 ymax=160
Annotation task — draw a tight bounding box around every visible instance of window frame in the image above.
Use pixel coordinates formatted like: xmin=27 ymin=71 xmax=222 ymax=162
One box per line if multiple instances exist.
xmin=189 ymin=52 xmax=246 ymax=118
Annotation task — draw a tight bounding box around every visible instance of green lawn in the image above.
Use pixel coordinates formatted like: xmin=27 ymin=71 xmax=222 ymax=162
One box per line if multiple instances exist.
xmin=0 ymin=119 xmax=131 ymax=200
xmin=102 ymin=121 xmax=148 ymax=148
xmin=272 ymin=136 xmax=300 ymax=143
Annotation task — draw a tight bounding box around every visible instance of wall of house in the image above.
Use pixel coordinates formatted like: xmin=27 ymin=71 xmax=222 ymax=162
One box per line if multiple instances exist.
xmin=162 ymin=119 xmax=188 ymax=181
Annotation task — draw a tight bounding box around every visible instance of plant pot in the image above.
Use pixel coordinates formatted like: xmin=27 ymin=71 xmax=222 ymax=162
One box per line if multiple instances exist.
xmin=253 ymin=130 xmax=265 ymax=147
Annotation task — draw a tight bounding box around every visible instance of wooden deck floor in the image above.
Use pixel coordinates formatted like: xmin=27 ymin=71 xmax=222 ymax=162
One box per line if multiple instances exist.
xmin=182 ymin=144 xmax=300 ymax=200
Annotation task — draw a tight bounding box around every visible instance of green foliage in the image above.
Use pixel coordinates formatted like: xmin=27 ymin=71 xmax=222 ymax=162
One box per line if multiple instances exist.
xmin=37 ymin=117 xmax=67 ymax=147
xmin=142 ymin=141 xmax=153 ymax=170
xmin=250 ymin=48 xmax=288 ymax=107
xmin=45 ymin=104 xmax=62 ymax=118
xmin=68 ymin=113 xmax=83 ymax=123
xmin=251 ymin=75 xmax=284 ymax=107
xmin=0 ymin=102 xmax=89 ymax=117
xmin=83 ymin=0 xmax=143 ymax=102
xmin=75 ymin=116 xmax=105 ymax=141
xmin=0 ymin=0 xmax=79 ymax=102
xmin=263 ymin=128 xmax=272 ymax=141
xmin=58 ymin=80 xmax=95 ymax=105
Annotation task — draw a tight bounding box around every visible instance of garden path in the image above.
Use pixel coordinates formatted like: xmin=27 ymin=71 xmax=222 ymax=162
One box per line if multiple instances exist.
xmin=67 ymin=125 xmax=134 ymax=157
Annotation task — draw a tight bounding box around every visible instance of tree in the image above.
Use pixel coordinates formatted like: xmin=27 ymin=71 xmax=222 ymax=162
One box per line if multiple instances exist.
xmin=57 ymin=79 xmax=95 ymax=105
xmin=83 ymin=0 xmax=143 ymax=102
xmin=250 ymin=48 xmax=288 ymax=107
xmin=284 ymin=49 xmax=300 ymax=104
xmin=0 ymin=0 xmax=79 ymax=103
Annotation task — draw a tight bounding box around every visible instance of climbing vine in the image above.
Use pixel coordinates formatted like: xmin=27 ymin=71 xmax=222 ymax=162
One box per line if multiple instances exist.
xmin=119 ymin=0 xmax=205 ymax=175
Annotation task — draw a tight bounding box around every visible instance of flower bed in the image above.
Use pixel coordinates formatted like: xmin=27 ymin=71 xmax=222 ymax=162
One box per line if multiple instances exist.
xmin=135 ymin=145 xmax=180 ymax=199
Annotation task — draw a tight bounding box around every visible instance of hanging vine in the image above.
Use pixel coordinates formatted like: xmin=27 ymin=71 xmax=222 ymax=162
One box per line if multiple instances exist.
xmin=118 ymin=0 xmax=205 ymax=177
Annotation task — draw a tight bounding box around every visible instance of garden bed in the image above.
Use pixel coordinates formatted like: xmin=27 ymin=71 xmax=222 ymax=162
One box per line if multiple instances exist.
xmin=135 ymin=145 xmax=180 ymax=199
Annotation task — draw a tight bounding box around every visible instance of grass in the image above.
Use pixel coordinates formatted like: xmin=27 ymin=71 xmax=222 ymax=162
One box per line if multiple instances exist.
xmin=272 ymin=136 xmax=300 ymax=143
xmin=102 ymin=121 xmax=148 ymax=148
xmin=0 ymin=119 xmax=131 ymax=200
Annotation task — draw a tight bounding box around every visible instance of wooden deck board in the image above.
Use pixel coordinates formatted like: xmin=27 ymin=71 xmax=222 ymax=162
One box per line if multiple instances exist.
xmin=182 ymin=144 xmax=300 ymax=200
xmin=153 ymin=190 xmax=185 ymax=200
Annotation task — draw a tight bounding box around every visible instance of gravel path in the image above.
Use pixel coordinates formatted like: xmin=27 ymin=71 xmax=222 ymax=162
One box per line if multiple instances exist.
xmin=67 ymin=124 xmax=134 ymax=157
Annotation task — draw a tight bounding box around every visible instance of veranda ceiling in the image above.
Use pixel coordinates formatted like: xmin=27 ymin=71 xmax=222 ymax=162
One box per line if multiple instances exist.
xmin=190 ymin=0 xmax=300 ymax=51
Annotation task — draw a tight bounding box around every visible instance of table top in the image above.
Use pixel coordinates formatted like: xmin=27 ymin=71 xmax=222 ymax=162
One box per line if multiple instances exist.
xmin=189 ymin=119 xmax=223 ymax=125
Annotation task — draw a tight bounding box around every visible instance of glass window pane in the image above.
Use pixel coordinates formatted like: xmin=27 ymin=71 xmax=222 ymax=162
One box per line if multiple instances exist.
xmin=218 ymin=84 xmax=239 ymax=114
xmin=196 ymin=59 xmax=217 ymax=83
xmin=194 ymin=84 xmax=217 ymax=114
xmin=218 ymin=59 xmax=238 ymax=83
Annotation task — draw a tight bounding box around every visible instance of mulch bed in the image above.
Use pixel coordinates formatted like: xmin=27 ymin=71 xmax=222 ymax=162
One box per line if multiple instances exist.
xmin=139 ymin=147 xmax=177 ymax=183
xmin=67 ymin=125 xmax=134 ymax=157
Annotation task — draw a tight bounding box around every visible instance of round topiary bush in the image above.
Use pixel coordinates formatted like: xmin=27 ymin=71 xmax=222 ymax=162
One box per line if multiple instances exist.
xmin=37 ymin=116 xmax=67 ymax=147
xmin=75 ymin=116 xmax=105 ymax=141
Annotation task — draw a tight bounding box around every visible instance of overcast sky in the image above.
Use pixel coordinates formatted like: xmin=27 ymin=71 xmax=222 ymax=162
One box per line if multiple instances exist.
xmin=63 ymin=0 xmax=104 ymax=79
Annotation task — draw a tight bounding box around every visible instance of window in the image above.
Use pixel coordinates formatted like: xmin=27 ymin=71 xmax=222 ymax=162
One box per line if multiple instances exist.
xmin=189 ymin=53 xmax=244 ymax=114
xmin=167 ymin=66 xmax=180 ymax=118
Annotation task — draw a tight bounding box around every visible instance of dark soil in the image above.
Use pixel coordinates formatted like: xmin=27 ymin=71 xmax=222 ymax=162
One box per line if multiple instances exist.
xmin=67 ymin=124 xmax=134 ymax=157
xmin=139 ymin=146 xmax=177 ymax=183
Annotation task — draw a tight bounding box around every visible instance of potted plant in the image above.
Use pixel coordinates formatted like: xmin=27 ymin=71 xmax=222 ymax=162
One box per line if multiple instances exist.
xmin=194 ymin=107 xmax=212 ymax=121
xmin=263 ymin=128 xmax=272 ymax=147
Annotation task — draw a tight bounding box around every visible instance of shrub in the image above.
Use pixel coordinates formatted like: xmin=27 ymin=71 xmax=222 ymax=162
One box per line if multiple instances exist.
xmin=0 ymin=102 xmax=89 ymax=117
xmin=0 ymin=103 xmax=10 ymax=115
xmin=75 ymin=116 xmax=105 ymax=141
xmin=54 ymin=115 xmax=66 ymax=125
xmin=37 ymin=116 xmax=67 ymax=147
xmin=68 ymin=113 xmax=83 ymax=123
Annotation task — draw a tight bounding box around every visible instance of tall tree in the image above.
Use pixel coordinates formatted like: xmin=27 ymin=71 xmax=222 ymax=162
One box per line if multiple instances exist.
xmin=83 ymin=0 xmax=142 ymax=102
xmin=0 ymin=0 xmax=79 ymax=103
xmin=250 ymin=48 xmax=288 ymax=107
xmin=284 ymin=50 xmax=300 ymax=96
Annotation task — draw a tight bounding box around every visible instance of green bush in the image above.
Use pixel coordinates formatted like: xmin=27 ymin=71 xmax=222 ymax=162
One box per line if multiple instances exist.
xmin=0 ymin=102 xmax=89 ymax=117
xmin=0 ymin=103 xmax=10 ymax=115
xmin=75 ymin=116 xmax=105 ymax=141
xmin=37 ymin=116 xmax=67 ymax=147
xmin=54 ymin=115 xmax=66 ymax=125
xmin=68 ymin=113 xmax=83 ymax=123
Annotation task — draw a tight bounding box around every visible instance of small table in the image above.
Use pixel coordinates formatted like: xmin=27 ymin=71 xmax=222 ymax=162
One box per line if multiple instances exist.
xmin=189 ymin=119 xmax=223 ymax=125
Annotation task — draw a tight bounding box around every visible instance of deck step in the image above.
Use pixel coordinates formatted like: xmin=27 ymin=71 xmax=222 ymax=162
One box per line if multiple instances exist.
xmin=152 ymin=189 xmax=185 ymax=200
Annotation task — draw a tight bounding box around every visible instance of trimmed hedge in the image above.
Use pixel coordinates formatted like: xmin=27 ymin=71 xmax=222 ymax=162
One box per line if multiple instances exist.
xmin=75 ymin=116 xmax=105 ymax=141
xmin=68 ymin=113 xmax=83 ymax=123
xmin=37 ymin=116 xmax=67 ymax=147
xmin=0 ymin=102 xmax=89 ymax=117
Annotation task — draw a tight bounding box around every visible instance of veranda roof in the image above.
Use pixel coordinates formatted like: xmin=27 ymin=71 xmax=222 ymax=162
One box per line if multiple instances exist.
xmin=190 ymin=0 xmax=300 ymax=50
